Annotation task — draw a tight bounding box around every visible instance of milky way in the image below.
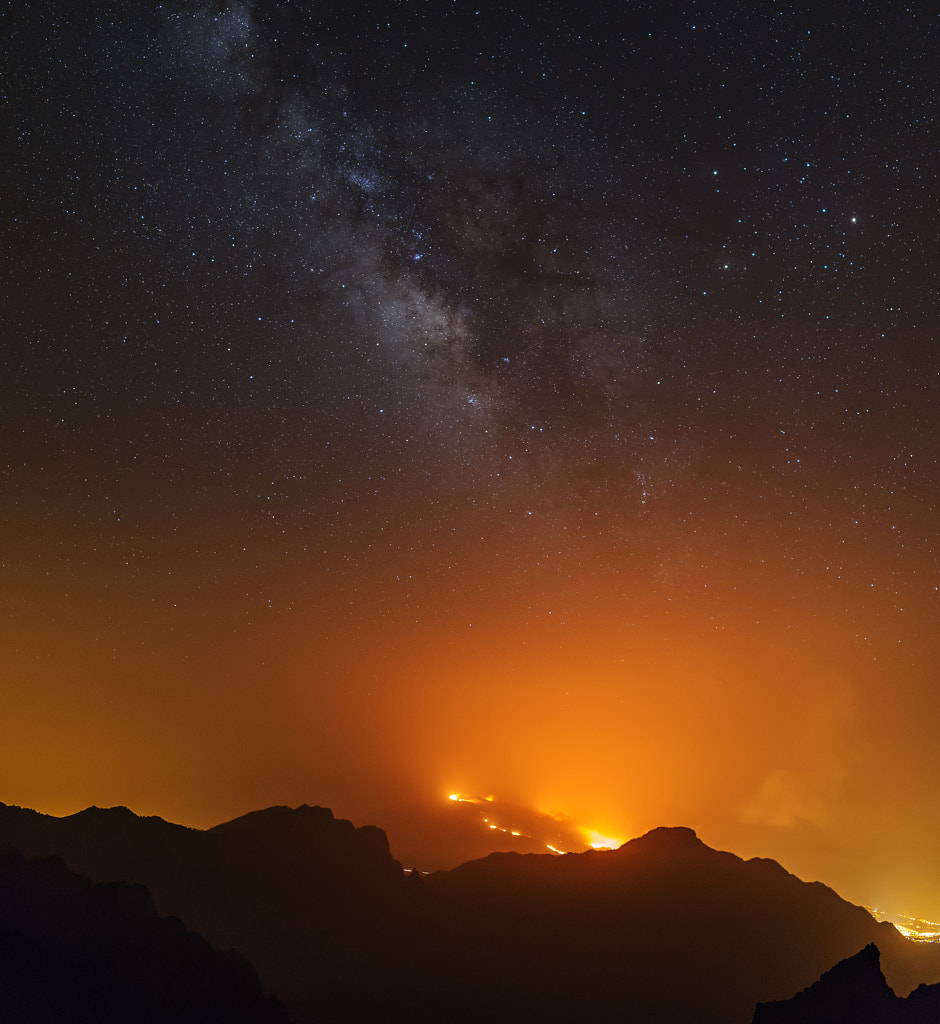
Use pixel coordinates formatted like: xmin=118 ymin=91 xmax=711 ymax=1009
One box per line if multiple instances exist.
xmin=2 ymin=1 xmax=939 ymax=917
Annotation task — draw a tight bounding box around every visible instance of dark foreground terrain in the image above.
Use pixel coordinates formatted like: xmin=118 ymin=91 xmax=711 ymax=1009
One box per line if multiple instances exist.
xmin=0 ymin=848 xmax=288 ymax=1024
xmin=754 ymin=942 xmax=940 ymax=1023
xmin=2 ymin=801 xmax=939 ymax=1023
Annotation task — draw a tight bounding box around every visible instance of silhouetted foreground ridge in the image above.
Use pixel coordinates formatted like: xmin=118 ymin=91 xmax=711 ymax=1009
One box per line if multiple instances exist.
xmin=753 ymin=942 xmax=940 ymax=1023
xmin=2 ymin=803 xmax=939 ymax=1023
xmin=0 ymin=849 xmax=288 ymax=1023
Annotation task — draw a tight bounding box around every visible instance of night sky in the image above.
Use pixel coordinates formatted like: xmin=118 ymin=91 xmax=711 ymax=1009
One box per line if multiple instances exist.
xmin=2 ymin=2 xmax=939 ymax=918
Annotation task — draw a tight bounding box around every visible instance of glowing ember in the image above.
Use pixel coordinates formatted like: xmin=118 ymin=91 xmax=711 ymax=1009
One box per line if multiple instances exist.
xmin=445 ymin=793 xmax=626 ymax=856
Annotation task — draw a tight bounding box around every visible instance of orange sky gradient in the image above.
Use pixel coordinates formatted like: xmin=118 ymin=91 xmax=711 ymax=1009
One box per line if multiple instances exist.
xmin=3 ymin=515 xmax=937 ymax=923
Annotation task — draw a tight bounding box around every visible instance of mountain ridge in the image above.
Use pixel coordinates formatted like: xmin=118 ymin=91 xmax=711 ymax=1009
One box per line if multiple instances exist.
xmin=0 ymin=847 xmax=290 ymax=1023
xmin=753 ymin=942 xmax=940 ymax=1022
xmin=1 ymin=801 xmax=938 ymax=1023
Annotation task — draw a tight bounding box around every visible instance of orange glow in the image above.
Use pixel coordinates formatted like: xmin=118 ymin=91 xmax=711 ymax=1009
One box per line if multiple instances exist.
xmin=584 ymin=830 xmax=625 ymax=850
xmin=448 ymin=793 xmax=496 ymax=806
xmin=439 ymin=793 xmax=626 ymax=856
xmin=867 ymin=909 xmax=940 ymax=944
xmin=5 ymin=529 xmax=940 ymax=922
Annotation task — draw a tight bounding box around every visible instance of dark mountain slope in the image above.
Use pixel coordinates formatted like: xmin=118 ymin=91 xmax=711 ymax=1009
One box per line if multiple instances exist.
xmin=0 ymin=801 xmax=405 ymax=1020
xmin=2 ymin=803 xmax=938 ymax=1024
xmin=405 ymin=827 xmax=940 ymax=1024
xmin=753 ymin=942 xmax=940 ymax=1023
xmin=0 ymin=849 xmax=289 ymax=1024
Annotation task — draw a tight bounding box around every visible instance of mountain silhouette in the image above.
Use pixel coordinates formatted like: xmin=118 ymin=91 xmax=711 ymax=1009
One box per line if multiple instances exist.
xmin=0 ymin=801 xmax=407 ymax=1021
xmin=406 ymin=826 xmax=940 ymax=1023
xmin=753 ymin=942 xmax=940 ymax=1022
xmin=0 ymin=848 xmax=289 ymax=1023
xmin=2 ymin=802 xmax=938 ymax=1023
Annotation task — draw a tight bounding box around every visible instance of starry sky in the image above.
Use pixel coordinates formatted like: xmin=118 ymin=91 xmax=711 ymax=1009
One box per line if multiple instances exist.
xmin=2 ymin=1 xmax=939 ymax=917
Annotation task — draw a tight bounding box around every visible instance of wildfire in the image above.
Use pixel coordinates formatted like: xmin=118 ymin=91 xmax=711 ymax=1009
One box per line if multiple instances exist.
xmin=584 ymin=830 xmax=624 ymax=850
xmin=446 ymin=793 xmax=625 ymax=855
